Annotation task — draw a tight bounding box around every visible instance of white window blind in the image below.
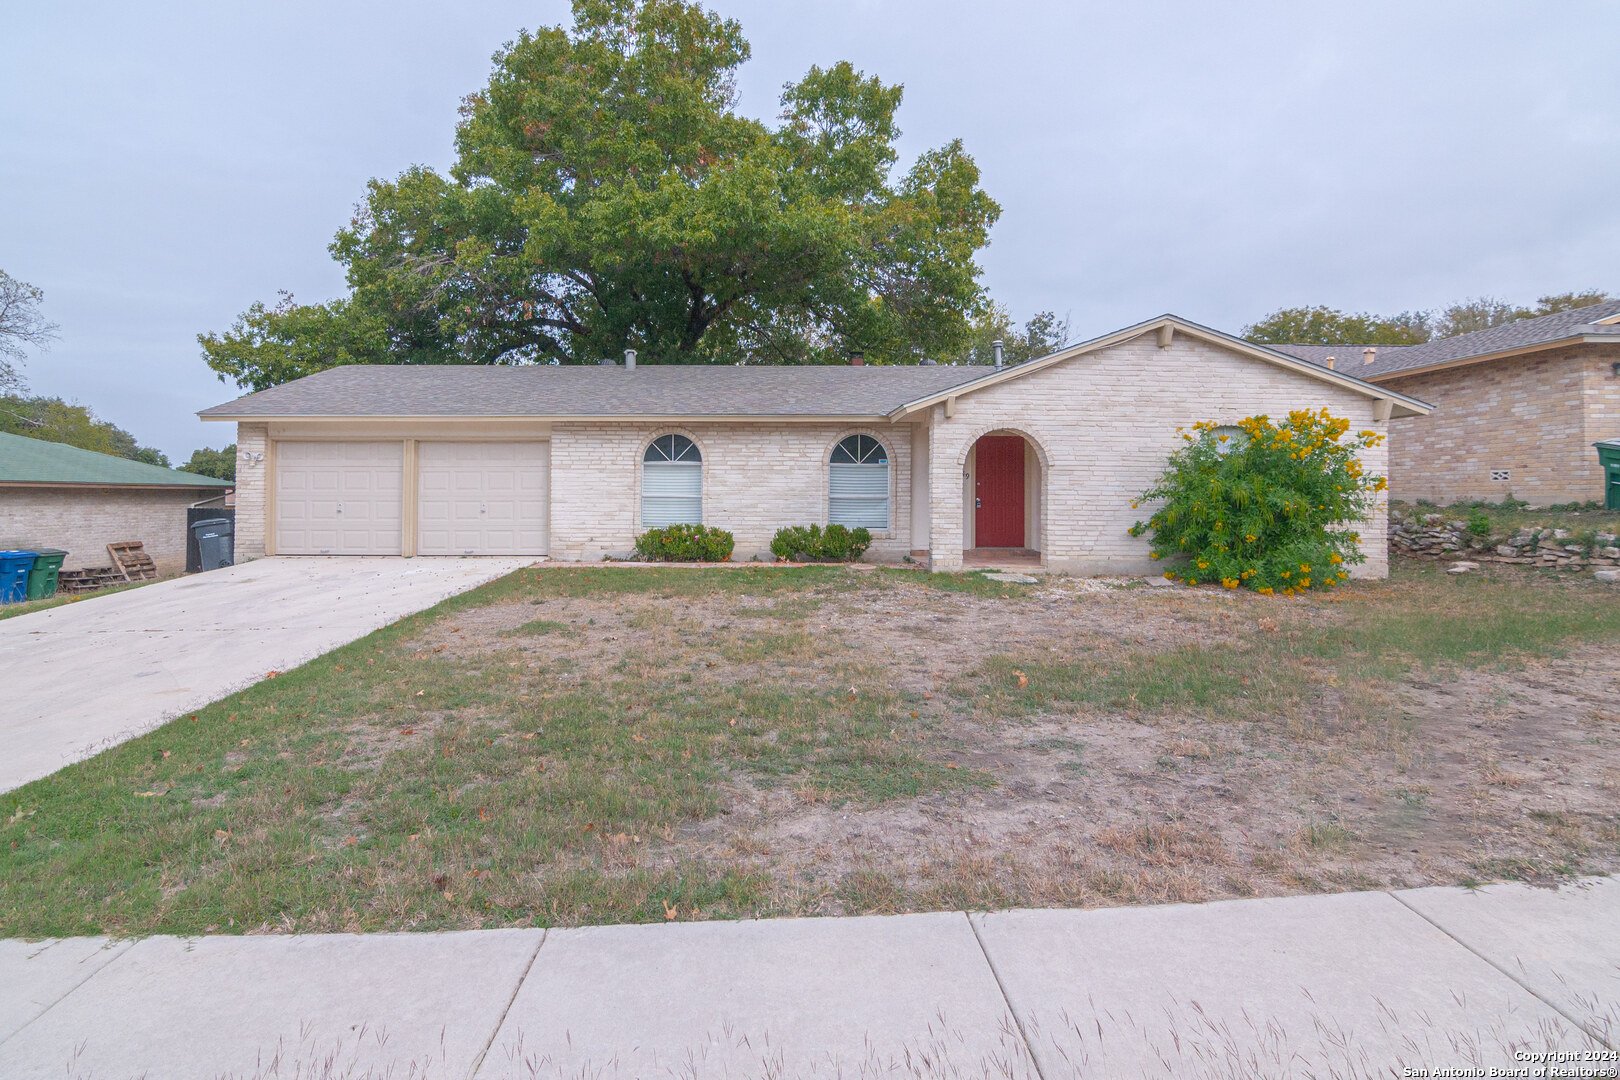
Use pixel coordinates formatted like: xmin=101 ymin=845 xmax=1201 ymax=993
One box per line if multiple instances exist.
xmin=829 ymin=464 xmax=889 ymax=528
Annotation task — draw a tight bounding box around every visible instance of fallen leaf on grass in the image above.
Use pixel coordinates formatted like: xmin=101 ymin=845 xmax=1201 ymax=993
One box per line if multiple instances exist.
xmin=663 ymin=900 xmax=678 ymax=920
xmin=134 ymin=791 xmax=161 ymax=797
xmin=264 ymin=671 xmax=281 ymax=679
xmin=944 ymin=763 xmax=960 ymax=770
xmin=400 ymin=728 xmax=414 ymax=736
xmin=415 ymin=690 xmax=425 ymax=697
xmin=1014 ymin=670 xmax=1028 ymax=689
xmin=341 ymin=836 xmax=358 ymax=846
xmin=161 ymin=750 xmax=171 ymax=758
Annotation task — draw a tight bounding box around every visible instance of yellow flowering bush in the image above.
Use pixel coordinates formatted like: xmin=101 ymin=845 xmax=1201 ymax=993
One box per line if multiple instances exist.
xmin=1129 ymin=410 xmax=1386 ymax=594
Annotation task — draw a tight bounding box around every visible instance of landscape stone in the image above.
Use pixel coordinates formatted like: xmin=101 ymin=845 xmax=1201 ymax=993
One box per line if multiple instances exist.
xmin=983 ymin=572 xmax=1039 ymax=583
xmin=1595 ymin=569 xmax=1620 ymax=584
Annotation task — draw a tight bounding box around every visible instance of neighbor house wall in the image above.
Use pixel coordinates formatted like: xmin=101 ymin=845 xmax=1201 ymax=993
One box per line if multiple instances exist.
xmin=1379 ymin=343 xmax=1620 ymax=506
xmin=549 ymin=420 xmax=918 ymax=561
xmin=927 ymin=333 xmax=1391 ymax=577
xmin=0 ymin=486 xmax=216 ymax=574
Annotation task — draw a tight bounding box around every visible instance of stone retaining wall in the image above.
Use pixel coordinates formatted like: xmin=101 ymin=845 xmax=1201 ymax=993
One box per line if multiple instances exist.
xmin=1389 ymin=509 xmax=1620 ymax=573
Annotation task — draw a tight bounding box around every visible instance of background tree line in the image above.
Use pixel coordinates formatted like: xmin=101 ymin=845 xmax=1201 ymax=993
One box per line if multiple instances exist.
xmin=1243 ymin=290 xmax=1612 ymax=346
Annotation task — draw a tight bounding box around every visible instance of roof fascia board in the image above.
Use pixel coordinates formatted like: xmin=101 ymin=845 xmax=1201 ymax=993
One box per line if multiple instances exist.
xmin=1367 ymin=335 xmax=1620 ymax=382
xmin=887 ymin=316 xmax=1432 ymax=419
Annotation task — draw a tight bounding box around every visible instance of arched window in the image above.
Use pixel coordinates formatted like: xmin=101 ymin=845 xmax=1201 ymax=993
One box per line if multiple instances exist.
xmin=642 ymin=434 xmax=702 ymax=526
xmin=829 ymin=434 xmax=889 ymax=529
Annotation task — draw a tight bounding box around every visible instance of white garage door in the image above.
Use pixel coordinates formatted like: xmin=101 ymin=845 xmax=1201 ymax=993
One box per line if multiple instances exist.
xmin=417 ymin=442 xmax=548 ymax=555
xmin=275 ymin=441 xmax=403 ymax=555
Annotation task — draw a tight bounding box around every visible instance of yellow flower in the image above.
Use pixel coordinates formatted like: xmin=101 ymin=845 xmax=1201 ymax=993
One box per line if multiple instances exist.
xmin=1150 ymin=552 xmax=1160 ymax=559
xmin=1299 ymin=563 xmax=1310 ymax=573
xmin=1280 ymin=570 xmax=1290 ymax=578
xmin=1299 ymin=577 xmax=1311 ymax=588
xmin=1329 ymin=553 xmax=1343 ymax=564
xmin=1197 ymin=560 xmax=1209 ymax=569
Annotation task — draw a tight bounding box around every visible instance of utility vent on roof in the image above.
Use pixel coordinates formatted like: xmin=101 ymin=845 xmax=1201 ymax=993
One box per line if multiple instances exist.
xmin=1491 ymin=470 xmax=1511 ymax=482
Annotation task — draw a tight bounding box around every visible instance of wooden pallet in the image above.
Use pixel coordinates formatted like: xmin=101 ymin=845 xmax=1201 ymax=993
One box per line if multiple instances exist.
xmin=107 ymin=541 xmax=158 ymax=582
xmin=57 ymin=566 xmax=127 ymax=594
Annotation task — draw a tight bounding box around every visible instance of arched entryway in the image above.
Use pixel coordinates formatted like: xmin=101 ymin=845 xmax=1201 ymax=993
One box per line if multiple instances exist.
xmin=963 ymin=430 xmax=1044 ymax=571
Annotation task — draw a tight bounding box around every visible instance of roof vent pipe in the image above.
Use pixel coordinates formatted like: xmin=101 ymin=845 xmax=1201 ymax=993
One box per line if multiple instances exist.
xmin=1325 ymin=356 xmax=1336 ymax=370
xmin=625 ymin=348 xmax=636 ymax=370
xmin=992 ymin=339 xmax=1004 ymax=369
xmin=849 ymin=350 xmax=864 ymax=367
xmin=1363 ymin=347 xmax=1377 ymax=365
xmin=598 ymin=356 xmax=615 ymax=366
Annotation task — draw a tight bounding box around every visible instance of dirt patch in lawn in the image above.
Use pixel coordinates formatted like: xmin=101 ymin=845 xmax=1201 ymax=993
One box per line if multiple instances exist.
xmin=421 ymin=564 xmax=1620 ymax=915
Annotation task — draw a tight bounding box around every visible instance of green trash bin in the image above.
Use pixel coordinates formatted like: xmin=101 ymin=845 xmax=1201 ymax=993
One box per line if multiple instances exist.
xmin=25 ymin=548 xmax=66 ymax=600
xmin=1596 ymin=440 xmax=1620 ymax=511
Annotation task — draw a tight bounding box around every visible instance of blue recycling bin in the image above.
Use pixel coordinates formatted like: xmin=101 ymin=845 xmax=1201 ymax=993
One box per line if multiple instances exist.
xmin=0 ymin=550 xmax=38 ymax=603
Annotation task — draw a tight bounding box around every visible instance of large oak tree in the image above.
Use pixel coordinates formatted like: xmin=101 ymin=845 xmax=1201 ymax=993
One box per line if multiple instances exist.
xmin=202 ymin=0 xmax=1000 ymax=389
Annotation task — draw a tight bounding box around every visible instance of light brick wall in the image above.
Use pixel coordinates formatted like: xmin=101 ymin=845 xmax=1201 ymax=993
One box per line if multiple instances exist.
xmin=233 ymin=423 xmax=269 ymax=559
xmin=926 ymin=334 xmax=1390 ymax=577
xmin=1381 ymin=344 xmax=1620 ymax=505
xmin=549 ymin=421 xmax=916 ymax=561
xmin=0 ymin=486 xmax=210 ymax=574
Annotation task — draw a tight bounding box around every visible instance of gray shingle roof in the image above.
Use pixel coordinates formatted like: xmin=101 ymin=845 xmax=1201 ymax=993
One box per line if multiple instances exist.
xmin=1269 ymin=300 xmax=1620 ymax=380
xmin=198 ymin=363 xmax=999 ymax=420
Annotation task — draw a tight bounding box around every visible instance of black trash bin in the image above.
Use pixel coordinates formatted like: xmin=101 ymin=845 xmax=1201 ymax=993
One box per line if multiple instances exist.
xmin=191 ymin=517 xmax=235 ymax=571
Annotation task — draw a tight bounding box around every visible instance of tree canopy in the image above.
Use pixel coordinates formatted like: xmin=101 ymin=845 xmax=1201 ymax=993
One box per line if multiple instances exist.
xmin=1245 ymin=290 xmax=1613 ymax=347
xmin=201 ymin=0 xmax=1001 ymax=390
xmin=1242 ymin=306 xmax=1432 ymax=346
xmin=0 ymin=395 xmax=169 ymax=466
xmin=179 ymin=445 xmax=236 ymax=481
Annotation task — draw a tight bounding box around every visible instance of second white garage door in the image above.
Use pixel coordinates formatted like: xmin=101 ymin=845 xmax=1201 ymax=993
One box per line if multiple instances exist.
xmin=417 ymin=442 xmax=549 ymax=555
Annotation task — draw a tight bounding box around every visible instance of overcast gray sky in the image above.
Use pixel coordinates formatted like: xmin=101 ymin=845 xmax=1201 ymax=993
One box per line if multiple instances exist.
xmin=3 ymin=1 xmax=1616 ymax=461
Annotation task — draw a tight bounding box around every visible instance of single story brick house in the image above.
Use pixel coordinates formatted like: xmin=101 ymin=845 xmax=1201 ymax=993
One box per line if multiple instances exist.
xmin=1273 ymin=300 xmax=1620 ymax=506
xmin=199 ymin=315 xmax=1429 ymax=576
xmin=0 ymin=432 xmax=234 ymax=575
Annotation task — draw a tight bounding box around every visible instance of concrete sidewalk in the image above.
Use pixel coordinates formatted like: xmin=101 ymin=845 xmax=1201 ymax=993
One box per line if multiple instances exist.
xmin=0 ymin=556 xmax=532 ymax=793
xmin=1 ymin=878 xmax=1614 ymax=1079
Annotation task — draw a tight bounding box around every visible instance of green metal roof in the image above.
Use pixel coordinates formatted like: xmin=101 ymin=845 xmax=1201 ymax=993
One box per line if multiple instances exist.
xmin=0 ymin=432 xmax=232 ymax=487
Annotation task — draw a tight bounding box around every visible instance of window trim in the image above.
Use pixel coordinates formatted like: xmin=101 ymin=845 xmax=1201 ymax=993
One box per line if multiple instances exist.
xmin=638 ymin=431 xmax=705 ymax=530
xmin=826 ymin=432 xmax=894 ymax=534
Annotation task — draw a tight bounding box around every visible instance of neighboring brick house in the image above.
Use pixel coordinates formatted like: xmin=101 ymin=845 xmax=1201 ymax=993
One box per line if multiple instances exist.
xmin=0 ymin=432 xmax=233 ymax=575
xmin=1272 ymin=301 xmax=1620 ymax=505
xmin=199 ymin=315 xmax=1428 ymax=576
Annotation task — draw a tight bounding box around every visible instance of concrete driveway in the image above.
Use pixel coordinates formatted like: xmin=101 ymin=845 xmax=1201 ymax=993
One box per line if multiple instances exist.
xmin=0 ymin=557 xmax=532 ymax=792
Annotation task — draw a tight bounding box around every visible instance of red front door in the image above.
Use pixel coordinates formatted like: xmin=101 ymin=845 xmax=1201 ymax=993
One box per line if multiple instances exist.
xmin=974 ymin=435 xmax=1025 ymax=547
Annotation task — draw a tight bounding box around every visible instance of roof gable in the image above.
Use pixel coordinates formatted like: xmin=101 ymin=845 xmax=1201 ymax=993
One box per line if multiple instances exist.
xmin=0 ymin=432 xmax=232 ymax=487
xmin=888 ymin=315 xmax=1432 ymax=419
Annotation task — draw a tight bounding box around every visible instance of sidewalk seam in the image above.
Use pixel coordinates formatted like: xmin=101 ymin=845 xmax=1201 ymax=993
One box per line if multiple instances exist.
xmin=1387 ymin=891 xmax=1615 ymax=1050
xmin=966 ymin=912 xmax=1050 ymax=1080
xmin=463 ymin=929 xmax=547 ymax=1080
xmin=0 ymin=938 xmax=137 ymax=1049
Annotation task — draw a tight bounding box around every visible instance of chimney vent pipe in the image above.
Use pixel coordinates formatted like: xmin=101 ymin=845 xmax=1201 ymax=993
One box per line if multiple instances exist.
xmin=1326 ymin=356 xmax=1336 ymax=370
xmin=624 ymin=349 xmax=636 ymax=370
xmin=849 ymin=350 xmax=864 ymax=367
xmin=992 ymin=339 xmax=1004 ymax=369
xmin=1363 ymin=347 xmax=1377 ymax=365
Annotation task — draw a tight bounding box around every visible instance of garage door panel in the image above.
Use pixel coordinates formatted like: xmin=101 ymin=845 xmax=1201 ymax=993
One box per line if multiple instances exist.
xmin=275 ymin=442 xmax=404 ymax=555
xmin=417 ymin=442 xmax=548 ymax=556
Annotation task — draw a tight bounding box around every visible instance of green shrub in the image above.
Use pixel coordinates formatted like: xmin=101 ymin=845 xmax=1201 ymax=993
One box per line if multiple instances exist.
xmin=1129 ymin=410 xmax=1387 ymax=595
xmin=634 ymin=523 xmax=735 ymax=562
xmin=1466 ymin=509 xmax=1492 ymax=537
xmin=770 ymin=523 xmax=873 ymax=562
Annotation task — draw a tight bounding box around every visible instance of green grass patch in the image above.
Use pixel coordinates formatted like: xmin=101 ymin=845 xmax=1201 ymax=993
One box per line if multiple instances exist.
xmin=0 ymin=581 xmax=151 ymax=621
xmin=0 ymin=565 xmax=989 ymax=938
